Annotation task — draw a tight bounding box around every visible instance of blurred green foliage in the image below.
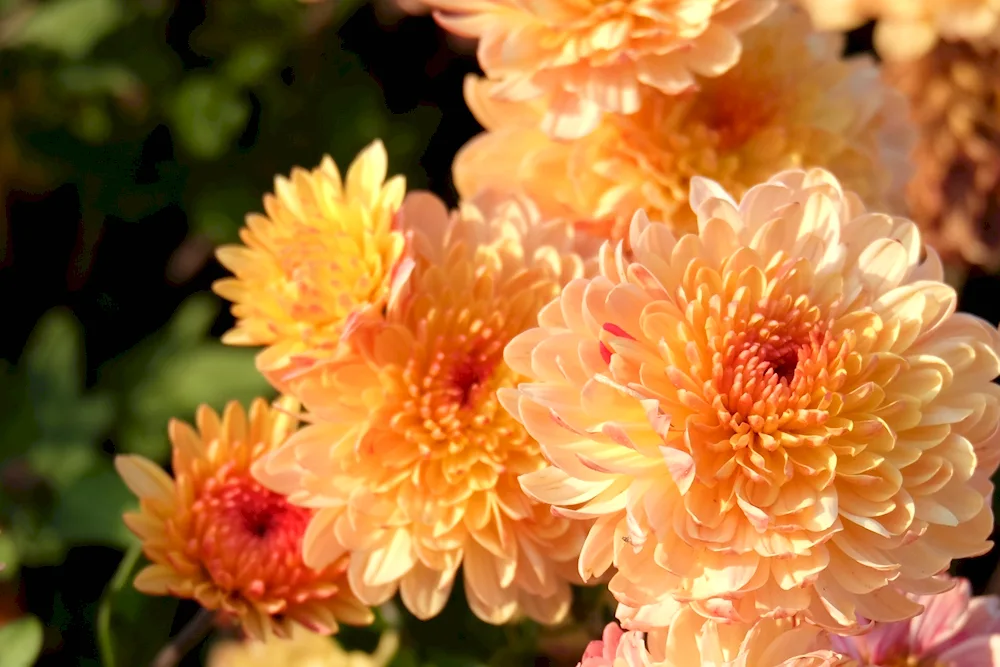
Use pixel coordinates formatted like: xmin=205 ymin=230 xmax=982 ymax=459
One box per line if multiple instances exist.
xmin=0 ymin=614 xmax=44 ymax=667
xmin=0 ymin=0 xmax=438 ymax=243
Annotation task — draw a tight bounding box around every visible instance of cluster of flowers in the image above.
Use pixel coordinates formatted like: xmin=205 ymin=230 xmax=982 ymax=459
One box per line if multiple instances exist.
xmin=115 ymin=0 xmax=1000 ymax=665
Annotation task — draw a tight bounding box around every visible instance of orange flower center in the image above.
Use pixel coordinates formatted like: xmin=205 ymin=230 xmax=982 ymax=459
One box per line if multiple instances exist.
xmin=365 ymin=265 xmax=553 ymax=511
xmin=707 ymin=294 xmax=846 ymax=447
xmin=451 ymin=357 xmax=496 ymax=409
xmin=191 ymin=466 xmax=337 ymax=602
xmin=698 ymin=83 xmax=779 ymax=151
xmin=404 ymin=325 xmax=507 ymax=440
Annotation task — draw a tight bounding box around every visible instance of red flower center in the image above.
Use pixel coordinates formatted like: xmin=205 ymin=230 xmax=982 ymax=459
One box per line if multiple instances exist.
xmin=228 ymin=479 xmax=309 ymax=541
xmin=190 ymin=467 xmax=330 ymax=602
xmin=451 ymin=358 xmax=494 ymax=408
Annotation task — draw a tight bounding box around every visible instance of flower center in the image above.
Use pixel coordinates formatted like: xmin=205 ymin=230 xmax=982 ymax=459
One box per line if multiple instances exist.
xmin=233 ymin=484 xmax=302 ymax=539
xmin=367 ymin=266 xmax=553 ymax=506
xmin=698 ymin=82 xmax=779 ymax=151
xmin=708 ymin=290 xmax=843 ymax=442
xmin=451 ymin=358 xmax=493 ymax=409
xmin=192 ymin=467 xmax=318 ymax=597
xmin=413 ymin=333 xmax=505 ymax=431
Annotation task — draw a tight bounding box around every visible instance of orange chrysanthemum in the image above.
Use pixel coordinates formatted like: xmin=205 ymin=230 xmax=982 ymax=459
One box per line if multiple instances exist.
xmin=502 ymin=168 xmax=1000 ymax=632
xmin=213 ymin=140 xmax=408 ymax=388
xmin=795 ymin=0 xmax=1000 ymax=61
xmin=454 ymin=6 xmax=914 ymax=241
xmin=116 ymin=398 xmax=374 ymax=639
xmin=587 ymin=612 xmax=851 ymax=667
xmin=425 ymin=0 xmax=777 ymax=139
xmin=253 ymin=193 xmax=595 ymax=625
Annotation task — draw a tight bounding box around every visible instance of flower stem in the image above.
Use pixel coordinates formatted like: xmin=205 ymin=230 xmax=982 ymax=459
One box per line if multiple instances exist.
xmin=150 ymin=608 xmax=216 ymax=667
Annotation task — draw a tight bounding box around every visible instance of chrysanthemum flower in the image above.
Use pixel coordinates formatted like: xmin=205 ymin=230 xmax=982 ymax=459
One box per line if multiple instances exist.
xmin=581 ymin=614 xmax=850 ymax=667
xmin=883 ymin=38 xmax=1000 ymax=270
xmin=253 ymin=193 xmax=595 ymax=625
xmin=502 ymin=168 xmax=1000 ymax=631
xmin=208 ymin=625 xmax=399 ymax=667
xmin=795 ymin=0 xmax=1000 ymax=61
xmin=213 ymin=141 xmax=408 ymax=388
xmin=115 ymin=398 xmax=373 ymax=639
xmin=830 ymin=577 xmax=1000 ymax=666
xmin=454 ymin=6 xmax=914 ymax=241
xmin=424 ymin=0 xmax=777 ymax=140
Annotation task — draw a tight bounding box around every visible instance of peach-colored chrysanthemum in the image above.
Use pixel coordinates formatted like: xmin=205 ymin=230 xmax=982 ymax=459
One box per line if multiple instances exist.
xmin=830 ymin=577 xmax=1000 ymax=666
xmin=454 ymin=5 xmax=914 ymax=241
xmin=501 ymin=168 xmax=1000 ymax=632
xmin=582 ymin=613 xmax=851 ymax=667
xmin=253 ymin=193 xmax=596 ymax=625
xmin=213 ymin=141 xmax=408 ymax=389
xmin=795 ymin=0 xmax=1000 ymax=61
xmin=425 ymin=0 xmax=777 ymax=140
xmin=115 ymin=398 xmax=374 ymax=640
xmin=209 ymin=625 xmax=399 ymax=667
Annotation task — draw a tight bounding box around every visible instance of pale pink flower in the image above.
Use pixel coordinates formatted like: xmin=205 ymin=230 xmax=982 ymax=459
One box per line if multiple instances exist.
xmin=579 ymin=613 xmax=852 ymax=667
xmin=581 ymin=623 xmax=626 ymax=667
xmin=831 ymin=578 xmax=1000 ymax=666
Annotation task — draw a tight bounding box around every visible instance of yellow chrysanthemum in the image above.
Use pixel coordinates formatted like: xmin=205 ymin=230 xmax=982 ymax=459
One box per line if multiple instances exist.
xmin=604 ymin=609 xmax=852 ymax=667
xmin=795 ymin=0 xmax=1000 ymax=61
xmin=208 ymin=625 xmax=399 ymax=667
xmin=454 ymin=5 xmax=914 ymax=241
xmin=253 ymin=193 xmax=595 ymax=625
xmin=501 ymin=168 xmax=1000 ymax=632
xmin=424 ymin=0 xmax=777 ymax=139
xmin=213 ymin=140 xmax=407 ymax=388
xmin=115 ymin=398 xmax=374 ymax=640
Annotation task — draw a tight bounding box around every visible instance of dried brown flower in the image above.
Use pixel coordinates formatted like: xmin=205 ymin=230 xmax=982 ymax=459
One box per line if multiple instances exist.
xmin=885 ymin=39 xmax=1000 ymax=270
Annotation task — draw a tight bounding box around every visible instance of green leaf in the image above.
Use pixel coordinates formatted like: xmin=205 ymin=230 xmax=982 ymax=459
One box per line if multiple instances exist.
xmin=117 ymin=342 xmax=272 ymax=458
xmin=70 ymin=102 xmax=113 ymax=144
xmin=0 ymin=532 xmax=19 ymax=580
xmin=98 ymin=294 xmax=266 ymax=459
xmin=51 ymin=468 xmax=137 ymax=547
xmin=166 ymin=294 xmax=221 ymax=344
xmin=4 ymin=513 xmax=64 ymax=568
xmin=0 ymin=364 xmax=36 ymax=463
xmin=97 ymin=545 xmax=178 ymax=667
xmin=169 ymin=75 xmax=251 ymax=160
xmin=222 ymin=43 xmax=279 ymax=86
xmin=150 ymin=345 xmax=272 ymax=409
xmin=0 ymin=615 xmax=44 ymax=667
xmin=26 ymin=439 xmax=100 ymax=489
xmin=9 ymin=0 xmax=124 ymax=59
xmin=55 ymin=63 xmax=141 ymax=98
xmin=23 ymin=308 xmax=83 ymax=402
xmin=17 ymin=310 xmax=116 ymax=485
